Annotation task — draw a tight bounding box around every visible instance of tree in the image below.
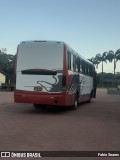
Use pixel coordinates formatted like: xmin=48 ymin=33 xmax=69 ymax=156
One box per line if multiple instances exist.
xmin=88 ymin=57 xmax=100 ymax=69
xmin=95 ymin=52 xmax=107 ymax=87
xmin=0 ymin=48 xmax=15 ymax=83
xmin=106 ymin=49 xmax=120 ymax=86
xmin=0 ymin=48 xmax=7 ymax=70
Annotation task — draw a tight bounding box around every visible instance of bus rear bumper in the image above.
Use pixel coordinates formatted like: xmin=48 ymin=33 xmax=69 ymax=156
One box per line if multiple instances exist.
xmin=14 ymin=90 xmax=66 ymax=106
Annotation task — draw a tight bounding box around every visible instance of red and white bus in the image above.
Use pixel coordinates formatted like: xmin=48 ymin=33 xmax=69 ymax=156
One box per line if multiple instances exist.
xmin=14 ymin=41 xmax=96 ymax=109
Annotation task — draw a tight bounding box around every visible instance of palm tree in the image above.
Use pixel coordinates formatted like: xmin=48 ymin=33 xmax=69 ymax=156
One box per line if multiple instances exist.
xmin=95 ymin=52 xmax=107 ymax=87
xmin=106 ymin=49 xmax=120 ymax=87
xmin=88 ymin=57 xmax=100 ymax=69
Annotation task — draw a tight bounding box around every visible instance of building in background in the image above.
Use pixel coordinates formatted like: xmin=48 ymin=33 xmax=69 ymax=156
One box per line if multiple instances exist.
xmin=0 ymin=71 xmax=6 ymax=87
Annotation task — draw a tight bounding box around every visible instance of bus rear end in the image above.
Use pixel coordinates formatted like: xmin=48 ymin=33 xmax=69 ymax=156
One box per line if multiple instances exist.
xmin=14 ymin=41 xmax=66 ymax=106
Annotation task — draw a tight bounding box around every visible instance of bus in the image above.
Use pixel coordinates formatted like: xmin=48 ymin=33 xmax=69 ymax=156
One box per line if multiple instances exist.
xmin=14 ymin=40 xmax=96 ymax=109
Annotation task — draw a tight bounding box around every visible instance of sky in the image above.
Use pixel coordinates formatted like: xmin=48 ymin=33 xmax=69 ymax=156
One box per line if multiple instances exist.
xmin=0 ymin=0 xmax=120 ymax=73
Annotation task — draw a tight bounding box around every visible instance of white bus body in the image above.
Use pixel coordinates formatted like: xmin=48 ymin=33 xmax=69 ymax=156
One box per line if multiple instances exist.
xmin=14 ymin=41 xmax=96 ymax=108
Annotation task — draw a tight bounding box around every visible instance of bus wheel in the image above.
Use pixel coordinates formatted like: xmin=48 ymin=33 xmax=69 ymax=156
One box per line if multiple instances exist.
xmin=33 ymin=104 xmax=43 ymax=109
xmin=71 ymin=95 xmax=78 ymax=110
xmin=87 ymin=98 xmax=91 ymax=103
xmin=33 ymin=104 xmax=40 ymax=109
xmin=87 ymin=94 xmax=92 ymax=103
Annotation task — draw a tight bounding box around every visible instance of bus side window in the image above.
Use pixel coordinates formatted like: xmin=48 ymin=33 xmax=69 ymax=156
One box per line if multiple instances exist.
xmin=92 ymin=66 xmax=94 ymax=76
xmin=84 ymin=62 xmax=87 ymax=74
xmin=88 ymin=64 xmax=90 ymax=76
xmin=80 ymin=59 xmax=82 ymax=73
xmin=77 ymin=58 xmax=80 ymax=72
xmin=71 ymin=54 xmax=73 ymax=71
xmin=81 ymin=60 xmax=83 ymax=73
xmin=90 ymin=65 xmax=93 ymax=76
xmin=89 ymin=65 xmax=91 ymax=76
xmin=73 ymin=55 xmax=76 ymax=72
xmin=73 ymin=55 xmax=79 ymax=72
xmin=82 ymin=60 xmax=85 ymax=74
xmin=84 ymin=62 xmax=86 ymax=74
xmin=86 ymin=63 xmax=88 ymax=75
xmin=67 ymin=51 xmax=71 ymax=70
xmin=73 ymin=55 xmax=75 ymax=71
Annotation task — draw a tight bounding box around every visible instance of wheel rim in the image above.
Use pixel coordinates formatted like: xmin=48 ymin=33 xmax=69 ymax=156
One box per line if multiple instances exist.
xmin=74 ymin=99 xmax=78 ymax=108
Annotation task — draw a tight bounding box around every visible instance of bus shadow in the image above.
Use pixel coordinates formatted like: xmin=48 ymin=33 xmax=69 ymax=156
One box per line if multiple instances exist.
xmin=22 ymin=101 xmax=90 ymax=115
xmin=23 ymin=105 xmax=71 ymax=115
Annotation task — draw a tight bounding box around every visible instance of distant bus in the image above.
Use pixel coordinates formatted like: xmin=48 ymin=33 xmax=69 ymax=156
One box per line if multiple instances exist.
xmin=14 ymin=41 xmax=96 ymax=109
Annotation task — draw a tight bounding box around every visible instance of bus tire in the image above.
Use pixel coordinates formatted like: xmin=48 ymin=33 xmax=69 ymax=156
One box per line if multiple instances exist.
xmin=87 ymin=97 xmax=91 ymax=103
xmin=87 ymin=93 xmax=92 ymax=103
xmin=33 ymin=104 xmax=44 ymax=109
xmin=71 ymin=95 xmax=78 ymax=110
xmin=33 ymin=104 xmax=39 ymax=109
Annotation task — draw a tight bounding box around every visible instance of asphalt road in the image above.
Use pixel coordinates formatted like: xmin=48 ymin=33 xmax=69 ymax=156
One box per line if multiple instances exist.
xmin=0 ymin=89 xmax=120 ymax=160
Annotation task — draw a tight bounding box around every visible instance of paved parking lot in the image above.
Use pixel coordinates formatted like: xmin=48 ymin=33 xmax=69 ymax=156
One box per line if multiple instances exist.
xmin=0 ymin=89 xmax=120 ymax=160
